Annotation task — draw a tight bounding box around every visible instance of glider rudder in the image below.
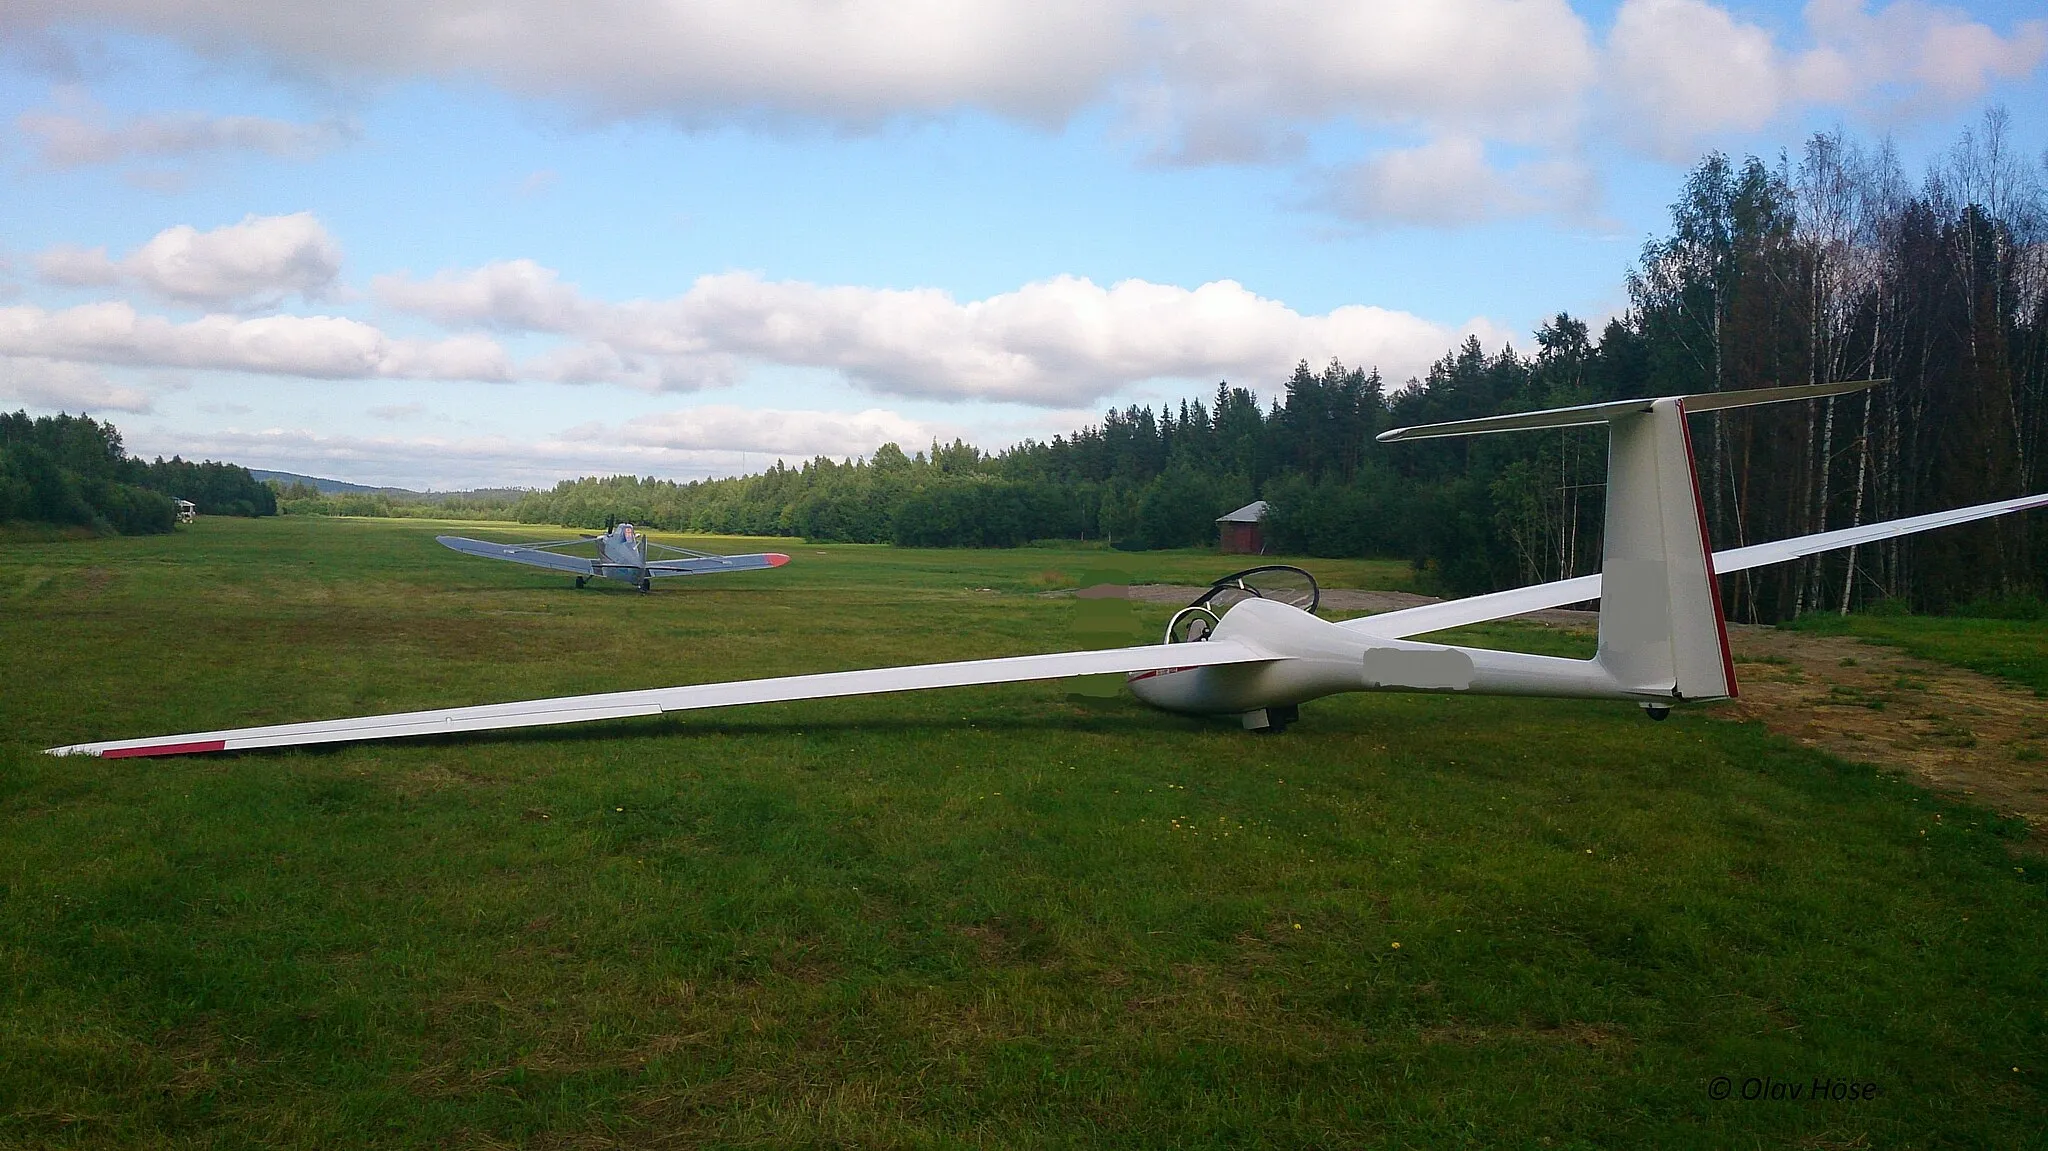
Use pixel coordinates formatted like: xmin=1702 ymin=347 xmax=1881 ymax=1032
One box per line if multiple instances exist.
xmin=1378 ymin=379 xmax=1883 ymax=703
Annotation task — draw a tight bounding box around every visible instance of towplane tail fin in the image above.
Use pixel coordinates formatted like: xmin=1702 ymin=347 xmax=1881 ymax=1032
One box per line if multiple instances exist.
xmin=1380 ymin=379 xmax=1882 ymax=703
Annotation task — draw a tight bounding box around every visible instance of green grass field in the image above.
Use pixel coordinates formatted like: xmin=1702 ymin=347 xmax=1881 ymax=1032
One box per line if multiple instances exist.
xmin=2 ymin=517 xmax=2044 ymax=1148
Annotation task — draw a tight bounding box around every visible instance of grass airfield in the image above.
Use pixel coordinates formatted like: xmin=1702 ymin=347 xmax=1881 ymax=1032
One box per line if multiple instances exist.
xmin=2 ymin=516 xmax=2044 ymax=1148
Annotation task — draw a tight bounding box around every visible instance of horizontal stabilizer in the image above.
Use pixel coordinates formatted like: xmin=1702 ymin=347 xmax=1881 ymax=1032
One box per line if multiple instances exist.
xmin=46 ymin=641 xmax=1275 ymax=758
xmin=1342 ymin=490 xmax=2048 ymax=640
xmin=1377 ymin=379 xmax=1881 ymax=442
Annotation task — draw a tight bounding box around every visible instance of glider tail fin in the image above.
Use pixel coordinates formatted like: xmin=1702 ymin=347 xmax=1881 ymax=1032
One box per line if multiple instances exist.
xmin=1379 ymin=379 xmax=1883 ymax=703
xmin=1594 ymin=397 xmax=1733 ymax=701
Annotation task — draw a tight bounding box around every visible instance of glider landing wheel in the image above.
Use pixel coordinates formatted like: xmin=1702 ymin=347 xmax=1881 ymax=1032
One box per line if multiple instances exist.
xmin=639 ymin=577 xmax=653 ymax=594
xmin=574 ymin=576 xmax=586 ymax=589
xmin=1242 ymin=704 xmax=1299 ymax=734
xmin=1641 ymin=704 xmax=1672 ymax=722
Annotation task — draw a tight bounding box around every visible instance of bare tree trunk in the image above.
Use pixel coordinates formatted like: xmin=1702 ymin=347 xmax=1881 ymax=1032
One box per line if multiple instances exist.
xmin=1840 ymin=297 xmax=1882 ymax=613
xmin=1792 ymin=397 xmax=1818 ymax=617
xmin=1839 ymin=389 xmax=1874 ymax=613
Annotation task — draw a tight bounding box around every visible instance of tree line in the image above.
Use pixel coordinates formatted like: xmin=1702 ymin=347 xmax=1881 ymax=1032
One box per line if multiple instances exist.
xmin=504 ymin=111 xmax=2047 ymax=616
xmin=1 ymin=410 xmax=276 ymax=533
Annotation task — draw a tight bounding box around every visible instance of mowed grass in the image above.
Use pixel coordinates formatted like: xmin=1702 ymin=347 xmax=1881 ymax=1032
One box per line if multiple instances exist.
xmin=1 ymin=516 xmax=2043 ymax=1148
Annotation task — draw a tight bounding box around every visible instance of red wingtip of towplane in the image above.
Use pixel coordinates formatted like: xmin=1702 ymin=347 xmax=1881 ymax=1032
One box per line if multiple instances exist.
xmin=766 ymin=553 xmax=791 ymax=567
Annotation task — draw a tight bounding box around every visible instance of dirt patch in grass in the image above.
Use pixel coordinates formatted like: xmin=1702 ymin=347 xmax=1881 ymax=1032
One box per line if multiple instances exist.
xmin=1719 ymin=625 xmax=2048 ymax=842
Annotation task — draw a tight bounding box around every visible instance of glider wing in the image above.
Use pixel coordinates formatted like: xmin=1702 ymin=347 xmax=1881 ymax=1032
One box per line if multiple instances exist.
xmin=1342 ymin=490 xmax=2048 ymax=640
xmin=46 ymin=640 xmax=1275 ymax=758
xmin=437 ymin=535 xmax=597 ymax=576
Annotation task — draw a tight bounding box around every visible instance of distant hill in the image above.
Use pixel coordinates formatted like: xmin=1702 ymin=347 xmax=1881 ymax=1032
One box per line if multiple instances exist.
xmin=251 ymin=471 xmax=531 ymax=503
xmin=250 ymin=470 xmax=409 ymax=495
xmin=248 ymin=469 xmax=532 ymax=503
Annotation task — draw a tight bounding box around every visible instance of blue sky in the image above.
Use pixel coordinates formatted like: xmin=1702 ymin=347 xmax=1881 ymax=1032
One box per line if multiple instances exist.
xmin=2 ymin=0 xmax=2044 ymax=488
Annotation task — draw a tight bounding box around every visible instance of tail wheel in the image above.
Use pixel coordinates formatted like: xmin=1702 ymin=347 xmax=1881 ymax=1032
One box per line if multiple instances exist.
xmin=639 ymin=577 xmax=652 ymax=593
xmin=574 ymin=576 xmax=586 ymax=589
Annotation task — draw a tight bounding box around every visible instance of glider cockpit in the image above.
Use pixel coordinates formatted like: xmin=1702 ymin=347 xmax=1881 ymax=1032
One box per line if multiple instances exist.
xmin=1166 ymin=565 xmax=1319 ymax=644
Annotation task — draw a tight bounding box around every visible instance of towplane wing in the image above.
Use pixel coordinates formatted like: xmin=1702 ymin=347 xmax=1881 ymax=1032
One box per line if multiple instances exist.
xmin=437 ymin=535 xmax=598 ymax=576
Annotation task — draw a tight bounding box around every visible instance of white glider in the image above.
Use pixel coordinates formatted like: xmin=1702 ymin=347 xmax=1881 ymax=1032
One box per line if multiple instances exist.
xmin=49 ymin=379 xmax=2048 ymax=757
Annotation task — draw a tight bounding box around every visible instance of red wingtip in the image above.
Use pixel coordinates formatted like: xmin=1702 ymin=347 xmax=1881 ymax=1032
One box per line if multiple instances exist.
xmin=766 ymin=553 xmax=791 ymax=567
xmin=101 ymin=739 xmax=227 ymax=759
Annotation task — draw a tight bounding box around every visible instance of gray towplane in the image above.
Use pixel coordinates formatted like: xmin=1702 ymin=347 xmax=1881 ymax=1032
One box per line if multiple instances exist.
xmin=437 ymin=521 xmax=789 ymax=592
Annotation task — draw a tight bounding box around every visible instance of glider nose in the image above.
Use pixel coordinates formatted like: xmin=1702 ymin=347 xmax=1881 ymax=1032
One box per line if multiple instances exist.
xmin=765 ymin=553 xmax=791 ymax=567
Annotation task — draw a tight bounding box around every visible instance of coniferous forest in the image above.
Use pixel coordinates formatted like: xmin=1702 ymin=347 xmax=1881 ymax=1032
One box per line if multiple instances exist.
xmin=0 ymin=410 xmax=275 ymax=533
xmin=507 ymin=115 xmax=2048 ymax=617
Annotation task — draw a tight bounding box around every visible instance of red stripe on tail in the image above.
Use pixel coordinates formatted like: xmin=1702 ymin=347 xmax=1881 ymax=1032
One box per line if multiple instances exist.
xmin=1676 ymin=399 xmax=1739 ymax=699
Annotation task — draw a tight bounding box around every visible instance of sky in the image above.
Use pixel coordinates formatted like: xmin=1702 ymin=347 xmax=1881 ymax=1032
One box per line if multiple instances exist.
xmin=1 ymin=0 xmax=2045 ymax=490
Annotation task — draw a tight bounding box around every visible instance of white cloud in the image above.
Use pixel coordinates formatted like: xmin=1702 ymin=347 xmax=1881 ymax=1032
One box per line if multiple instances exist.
xmin=1607 ymin=0 xmax=1786 ymax=153
xmin=379 ymin=263 xmax=1505 ymax=402
xmin=25 ymin=224 xmax=1503 ymax=398
xmin=375 ymin=258 xmax=585 ymax=331
xmin=4 ymin=1 xmax=1598 ymax=164
xmin=133 ymin=407 xmax=954 ymax=489
xmin=1126 ymin=0 xmax=1597 ymax=164
xmin=1320 ymin=137 xmax=1596 ymax=226
xmin=17 ymin=102 xmax=355 ymax=168
xmin=0 ymin=356 xmax=153 ymax=412
xmin=1 ymin=0 xmax=2039 ymax=215
xmin=35 ymin=245 xmax=123 ymax=287
xmin=1797 ymin=0 xmax=2048 ymax=111
xmin=580 ymin=406 xmax=940 ymax=458
xmin=124 ymin=213 xmax=343 ymax=307
xmin=1608 ymin=0 xmax=2048 ymax=155
xmin=2 ymin=0 xmax=1131 ymax=125
xmin=0 ymin=301 xmax=513 ymax=381
xmin=37 ymin=213 xmax=344 ymax=309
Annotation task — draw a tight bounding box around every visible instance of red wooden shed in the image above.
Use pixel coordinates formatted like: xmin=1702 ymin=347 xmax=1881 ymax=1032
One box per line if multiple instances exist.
xmin=1216 ymin=500 xmax=1269 ymax=554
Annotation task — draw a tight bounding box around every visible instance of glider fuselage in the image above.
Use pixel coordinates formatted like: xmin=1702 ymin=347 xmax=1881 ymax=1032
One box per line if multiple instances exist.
xmin=1124 ymin=596 xmax=1643 ymax=727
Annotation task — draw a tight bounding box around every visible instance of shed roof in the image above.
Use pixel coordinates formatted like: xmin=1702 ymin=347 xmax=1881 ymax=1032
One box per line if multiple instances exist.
xmin=1215 ymin=500 xmax=1269 ymax=524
